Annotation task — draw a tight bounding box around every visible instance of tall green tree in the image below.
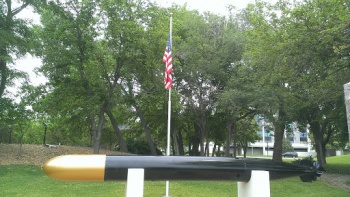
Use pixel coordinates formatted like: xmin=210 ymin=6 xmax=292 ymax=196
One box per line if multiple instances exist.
xmin=240 ymin=0 xmax=294 ymax=161
xmin=0 ymin=0 xmax=41 ymax=98
xmin=241 ymin=0 xmax=350 ymax=168
xmin=174 ymin=7 xmax=245 ymax=156
xmin=100 ymin=0 xmax=170 ymax=155
xmin=36 ymin=0 xmax=109 ymax=153
xmin=282 ymin=0 xmax=350 ymax=168
xmin=35 ymin=0 xmax=170 ymax=154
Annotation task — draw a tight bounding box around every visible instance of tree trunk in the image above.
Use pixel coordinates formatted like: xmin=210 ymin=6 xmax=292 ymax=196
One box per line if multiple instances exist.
xmin=188 ymin=141 xmax=192 ymax=156
xmin=93 ymin=107 xmax=105 ymax=154
xmin=232 ymin=106 xmax=238 ymax=158
xmin=171 ymin=129 xmax=176 ymax=155
xmin=204 ymin=142 xmax=209 ymax=156
xmin=272 ymin=123 xmax=284 ymax=161
xmin=172 ymin=129 xmax=184 ymax=155
xmin=106 ymin=111 xmax=128 ymax=153
xmin=0 ymin=59 xmax=7 ymax=98
xmin=272 ymin=108 xmax=286 ymax=162
xmin=310 ymin=122 xmax=328 ymax=170
xmin=225 ymin=122 xmax=232 ymax=157
xmin=176 ymin=130 xmax=185 ymax=155
xmin=191 ymin=124 xmax=200 ymax=156
xmin=202 ymin=114 xmax=209 ymax=157
xmin=243 ymin=140 xmax=247 ymax=158
xmin=89 ymin=113 xmax=95 ymax=144
xmin=205 ymin=139 xmax=210 ymax=156
xmin=314 ymin=136 xmax=327 ymax=170
xmin=199 ymin=120 xmax=205 ymax=156
xmin=212 ymin=143 xmax=217 ymax=157
xmin=134 ymin=104 xmax=157 ymax=155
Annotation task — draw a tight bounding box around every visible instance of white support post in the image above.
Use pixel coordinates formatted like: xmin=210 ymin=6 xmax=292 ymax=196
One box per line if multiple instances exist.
xmin=237 ymin=170 xmax=270 ymax=197
xmin=262 ymin=120 xmax=266 ymax=156
xmin=126 ymin=168 xmax=144 ymax=197
xmin=344 ymin=82 xmax=350 ymax=143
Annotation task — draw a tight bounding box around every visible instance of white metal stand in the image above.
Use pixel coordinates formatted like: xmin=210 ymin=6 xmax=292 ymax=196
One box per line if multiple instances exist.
xmin=126 ymin=169 xmax=144 ymax=197
xmin=125 ymin=169 xmax=270 ymax=197
xmin=237 ymin=170 xmax=270 ymax=197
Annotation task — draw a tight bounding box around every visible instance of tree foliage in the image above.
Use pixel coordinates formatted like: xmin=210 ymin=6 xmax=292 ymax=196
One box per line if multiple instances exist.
xmin=3 ymin=0 xmax=349 ymax=169
xmin=241 ymin=0 xmax=350 ymax=167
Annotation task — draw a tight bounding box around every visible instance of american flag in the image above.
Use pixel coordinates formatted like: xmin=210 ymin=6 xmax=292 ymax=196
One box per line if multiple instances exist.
xmin=162 ymin=35 xmax=172 ymax=90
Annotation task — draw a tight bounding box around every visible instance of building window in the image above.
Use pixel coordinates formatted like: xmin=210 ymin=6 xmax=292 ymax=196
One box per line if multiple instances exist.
xmin=287 ymin=133 xmax=294 ymax=143
xmin=300 ymin=131 xmax=307 ymax=143
xmin=265 ymin=136 xmax=271 ymax=142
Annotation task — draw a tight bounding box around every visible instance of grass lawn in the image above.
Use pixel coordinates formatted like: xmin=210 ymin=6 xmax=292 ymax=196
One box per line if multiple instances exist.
xmin=0 ymin=155 xmax=349 ymax=197
xmin=325 ymin=154 xmax=350 ymax=174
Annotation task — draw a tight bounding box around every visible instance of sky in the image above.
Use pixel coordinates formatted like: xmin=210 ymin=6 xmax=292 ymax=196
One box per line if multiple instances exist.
xmin=153 ymin=0 xmax=255 ymax=13
xmin=10 ymin=0 xmax=262 ymax=96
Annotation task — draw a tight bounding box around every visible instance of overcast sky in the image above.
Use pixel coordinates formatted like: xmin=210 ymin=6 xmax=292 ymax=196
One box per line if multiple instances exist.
xmin=11 ymin=0 xmax=266 ymax=94
xmin=153 ymin=0 xmax=255 ymax=13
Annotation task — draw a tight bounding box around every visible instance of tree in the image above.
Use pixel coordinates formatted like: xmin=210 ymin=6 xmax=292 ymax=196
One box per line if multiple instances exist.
xmin=35 ymin=0 xmax=170 ymax=154
xmin=282 ymin=138 xmax=294 ymax=153
xmin=241 ymin=0 xmax=350 ymax=168
xmin=0 ymin=0 xmax=43 ymax=98
xmin=174 ymin=7 xmax=246 ymax=156
xmin=239 ymin=0 xmax=290 ymax=161
xmin=0 ymin=97 xmax=16 ymax=143
xmin=35 ymin=0 xmax=110 ymax=152
xmin=276 ymin=0 xmax=350 ymax=169
xmin=236 ymin=118 xmax=260 ymax=157
xmin=100 ymin=0 xmax=170 ymax=155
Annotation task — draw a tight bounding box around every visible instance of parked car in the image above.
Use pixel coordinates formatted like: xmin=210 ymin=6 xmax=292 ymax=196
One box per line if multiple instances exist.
xmin=282 ymin=152 xmax=298 ymax=158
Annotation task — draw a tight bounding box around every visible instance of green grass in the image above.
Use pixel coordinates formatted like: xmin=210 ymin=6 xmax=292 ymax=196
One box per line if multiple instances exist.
xmin=1 ymin=156 xmax=349 ymax=197
xmin=283 ymin=154 xmax=350 ymax=174
xmin=326 ymin=154 xmax=350 ymax=174
xmin=270 ymin=177 xmax=349 ymax=197
xmin=0 ymin=165 xmax=124 ymax=197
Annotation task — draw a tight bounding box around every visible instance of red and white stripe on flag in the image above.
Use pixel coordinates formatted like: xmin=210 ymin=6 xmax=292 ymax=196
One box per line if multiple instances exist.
xmin=162 ymin=35 xmax=172 ymax=90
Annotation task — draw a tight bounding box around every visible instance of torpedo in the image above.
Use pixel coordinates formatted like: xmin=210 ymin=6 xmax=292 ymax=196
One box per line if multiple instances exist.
xmin=42 ymin=155 xmax=321 ymax=182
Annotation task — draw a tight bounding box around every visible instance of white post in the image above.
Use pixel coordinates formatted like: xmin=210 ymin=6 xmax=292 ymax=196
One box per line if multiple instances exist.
xmin=344 ymin=83 xmax=350 ymax=143
xmin=237 ymin=170 xmax=270 ymax=197
xmin=262 ymin=120 xmax=266 ymax=156
xmin=126 ymin=169 xmax=144 ymax=197
xmin=306 ymin=124 xmax=311 ymax=152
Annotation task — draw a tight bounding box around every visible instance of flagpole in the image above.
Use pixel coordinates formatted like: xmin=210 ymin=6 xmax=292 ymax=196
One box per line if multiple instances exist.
xmin=166 ymin=12 xmax=172 ymax=158
xmin=165 ymin=12 xmax=173 ymax=197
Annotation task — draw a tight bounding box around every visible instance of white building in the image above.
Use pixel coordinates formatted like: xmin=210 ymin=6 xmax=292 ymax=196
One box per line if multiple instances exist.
xmin=246 ymin=120 xmax=316 ymax=157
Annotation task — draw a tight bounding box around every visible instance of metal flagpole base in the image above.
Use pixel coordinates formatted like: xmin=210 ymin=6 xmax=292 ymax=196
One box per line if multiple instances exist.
xmin=163 ymin=180 xmax=171 ymax=197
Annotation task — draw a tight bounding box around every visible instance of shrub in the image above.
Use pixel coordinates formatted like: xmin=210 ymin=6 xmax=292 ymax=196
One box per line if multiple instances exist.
xmin=282 ymin=138 xmax=294 ymax=153
xmin=116 ymin=138 xmax=163 ymax=155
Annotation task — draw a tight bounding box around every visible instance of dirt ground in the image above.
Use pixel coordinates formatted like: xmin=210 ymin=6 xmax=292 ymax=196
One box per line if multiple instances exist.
xmin=319 ymin=172 xmax=350 ymax=191
xmin=0 ymin=144 xmax=349 ymax=191
xmin=0 ymin=144 xmax=128 ymax=166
